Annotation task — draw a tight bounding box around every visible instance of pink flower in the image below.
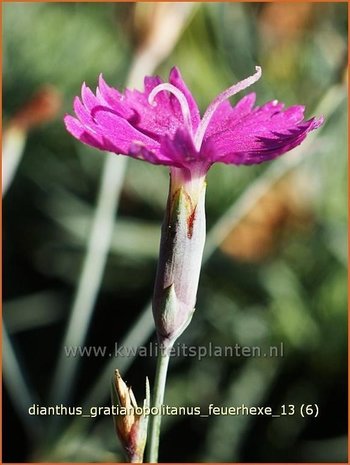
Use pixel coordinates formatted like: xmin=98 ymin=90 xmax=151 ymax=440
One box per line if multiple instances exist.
xmin=64 ymin=67 xmax=323 ymax=346
xmin=64 ymin=66 xmax=323 ymax=180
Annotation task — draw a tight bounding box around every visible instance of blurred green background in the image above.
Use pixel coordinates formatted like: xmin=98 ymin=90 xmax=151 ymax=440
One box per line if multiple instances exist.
xmin=3 ymin=2 xmax=347 ymax=462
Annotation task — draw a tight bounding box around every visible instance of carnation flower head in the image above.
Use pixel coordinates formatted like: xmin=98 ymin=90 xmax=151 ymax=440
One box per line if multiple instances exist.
xmin=64 ymin=66 xmax=323 ymax=183
xmin=65 ymin=67 xmax=323 ymax=346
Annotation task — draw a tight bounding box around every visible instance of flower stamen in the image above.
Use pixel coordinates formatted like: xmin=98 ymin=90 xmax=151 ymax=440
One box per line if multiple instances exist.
xmin=148 ymin=83 xmax=193 ymax=136
xmin=194 ymin=66 xmax=262 ymax=151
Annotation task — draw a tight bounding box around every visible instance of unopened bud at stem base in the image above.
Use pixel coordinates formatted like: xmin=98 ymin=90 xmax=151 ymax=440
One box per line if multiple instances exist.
xmin=111 ymin=370 xmax=150 ymax=463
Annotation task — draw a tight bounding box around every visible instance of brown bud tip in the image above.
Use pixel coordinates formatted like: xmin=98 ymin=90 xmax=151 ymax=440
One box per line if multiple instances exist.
xmin=111 ymin=370 xmax=149 ymax=462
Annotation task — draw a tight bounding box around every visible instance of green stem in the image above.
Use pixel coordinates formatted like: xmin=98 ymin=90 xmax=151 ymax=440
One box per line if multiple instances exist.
xmin=147 ymin=343 xmax=173 ymax=463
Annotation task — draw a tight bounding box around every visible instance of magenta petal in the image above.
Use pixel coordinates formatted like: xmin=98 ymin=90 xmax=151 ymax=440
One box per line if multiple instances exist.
xmin=169 ymin=67 xmax=201 ymax=131
xmin=129 ymin=142 xmax=175 ymax=166
xmin=204 ymin=93 xmax=256 ymax=139
xmin=260 ymin=100 xmax=285 ymax=112
xmin=212 ymin=116 xmax=322 ymax=165
xmin=64 ymin=115 xmax=110 ymax=151
xmin=203 ymin=100 xmax=323 ymax=165
xmin=96 ymin=75 xmax=134 ymax=120
xmin=81 ymin=83 xmax=101 ymax=112
xmin=91 ymin=108 xmax=160 ymax=154
xmin=97 ymin=74 xmax=123 ymax=104
xmin=229 ymin=93 xmax=257 ymax=120
xmin=278 ymin=105 xmax=305 ymax=123
xmin=73 ymin=97 xmax=97 ymax=129
xmin=123 ymin=70 xmax=200 ymax=140
xmin=160 ymin=128 xmax=204 ymax=169
xmin=144 ymin=75 xmax=164 ymax=95
xmin=123 ymin=93 xmax=183 ymax=140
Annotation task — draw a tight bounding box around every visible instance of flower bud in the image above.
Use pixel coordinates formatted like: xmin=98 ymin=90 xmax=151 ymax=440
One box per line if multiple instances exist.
xmin=152 ymin=166 xmax=207 ymax=347
xmin=111 ymin=370 xmax=150 ymax=463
